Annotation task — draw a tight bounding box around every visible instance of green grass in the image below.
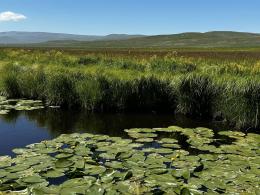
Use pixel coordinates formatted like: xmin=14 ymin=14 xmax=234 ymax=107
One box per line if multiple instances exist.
xmin=0 ymin=48 xmax=260 ymax=129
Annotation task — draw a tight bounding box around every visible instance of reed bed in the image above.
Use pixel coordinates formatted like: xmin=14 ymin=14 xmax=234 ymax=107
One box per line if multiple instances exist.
xmin=0 ymin=48 xmax=260 ymax=129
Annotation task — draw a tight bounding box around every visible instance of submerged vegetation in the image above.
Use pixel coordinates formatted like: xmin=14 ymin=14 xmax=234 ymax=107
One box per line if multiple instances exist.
xmin=0 ymin=48 xmax=260 ymax=129
xmin=0 ymin=126 xmax=259 ymax=194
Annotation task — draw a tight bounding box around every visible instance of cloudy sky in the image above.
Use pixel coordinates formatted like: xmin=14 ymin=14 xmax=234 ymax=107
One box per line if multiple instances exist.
xmin=0 ymin=0 xmax=259 ymax=35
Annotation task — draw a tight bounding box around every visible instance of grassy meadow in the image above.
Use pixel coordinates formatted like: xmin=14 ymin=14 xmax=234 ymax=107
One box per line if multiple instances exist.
xmin=0 ymin=48 xmax=260 ymax=129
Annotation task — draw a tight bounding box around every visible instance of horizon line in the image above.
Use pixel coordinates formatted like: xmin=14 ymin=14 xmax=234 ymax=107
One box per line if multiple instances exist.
xmin=1 ymin=30 xmax=260 ymax=36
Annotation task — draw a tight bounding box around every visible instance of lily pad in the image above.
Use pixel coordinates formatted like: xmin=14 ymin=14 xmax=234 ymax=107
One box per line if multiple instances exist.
xmin=22 ymin=175 xmax=46 ymax=184
xmin=42 ymin=169 xmax=65 ymax=178
xmin=55 ymin=159 xmax=74 ymax=168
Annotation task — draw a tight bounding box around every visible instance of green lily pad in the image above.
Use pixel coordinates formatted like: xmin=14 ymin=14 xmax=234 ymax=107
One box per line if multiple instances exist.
xmin=1 ymin=125 xmax=259 ymax=194
xmin=84 ymin=166 xmax=106 ymax=175
xmin=55 ymin=153 xmax=73 ymax=159
xmin=105 ymin=161 xmax=124 ymax=169
xmin=32 ymin=186 xmax=60 ymax=195
xmin=99 ymin=152 xmax=116 ymax=160
xmin=161 ymin=143 xmax=181 ymax=149
xmin=55 ymin=159 xmax=74 ymax=168
xmin=85 ymin=184 xmax=105 ymax=195
xmin=42 ymin=169 xmax=65 ymax=178
xmin=0 ymin=110 xmax=9 ymax=115
xmin=7 ymin=164 xmax=30 ymax=173
xmin=22 ymin=175 xmax=46 ymax=184
xmin=135 ymin=138 xmax=154 ymax=142
xmin=158 ymin=138 xmax=178 ymax=144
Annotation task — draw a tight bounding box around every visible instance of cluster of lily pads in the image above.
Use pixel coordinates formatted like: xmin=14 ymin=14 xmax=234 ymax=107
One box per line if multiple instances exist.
xmin=0 ymin=126 xmax=259 ymax=194
xmin=0 ymin=96 xmax=44 ymax=115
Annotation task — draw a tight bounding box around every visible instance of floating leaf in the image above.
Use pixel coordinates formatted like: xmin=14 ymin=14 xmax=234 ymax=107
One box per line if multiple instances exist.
xmin=42 ymin=169 xmax=65 ymax=178
xmin=55 ymin=159 xmax=74 ymax=168
xmin=22 ymin=175 xmax=46 ymax=184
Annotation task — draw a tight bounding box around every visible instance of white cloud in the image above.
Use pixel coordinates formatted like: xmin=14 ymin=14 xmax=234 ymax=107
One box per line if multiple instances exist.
xmin=0 ymin=11 xmax=27 ymax=22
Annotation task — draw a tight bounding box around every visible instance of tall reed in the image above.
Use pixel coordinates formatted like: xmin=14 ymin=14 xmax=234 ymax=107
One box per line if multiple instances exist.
xmin=0 ymin=48 xmax=260 ymax=129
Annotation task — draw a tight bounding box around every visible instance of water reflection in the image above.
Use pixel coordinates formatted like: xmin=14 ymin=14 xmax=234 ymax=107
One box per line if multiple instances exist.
xmin=18 ymin=109 xmax=179 ymax=137
xmin=0 ymin=108 xmax=230 ymax=156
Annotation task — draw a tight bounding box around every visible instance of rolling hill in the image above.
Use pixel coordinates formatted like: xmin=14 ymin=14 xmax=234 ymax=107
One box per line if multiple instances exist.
xmin=1 ymin=31 xmax=260 ymax=48
xmin=0 ymin=31 xmax=145 ymax=44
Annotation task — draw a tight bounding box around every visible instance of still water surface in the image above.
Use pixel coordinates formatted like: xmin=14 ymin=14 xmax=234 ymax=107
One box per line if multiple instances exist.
xmin=0 ymin=109 xmax=231 ymax=156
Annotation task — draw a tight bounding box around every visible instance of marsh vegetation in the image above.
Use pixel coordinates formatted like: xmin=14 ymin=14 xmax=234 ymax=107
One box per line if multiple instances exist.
xmin=0 ymin=48 xmax=260 ymax=194
xmin=1 ymin=48 xmax=260 ymax=129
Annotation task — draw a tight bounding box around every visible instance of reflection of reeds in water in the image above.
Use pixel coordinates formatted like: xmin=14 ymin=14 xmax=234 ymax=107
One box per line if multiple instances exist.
xmin=0 ymin=48 xmax=260 ymax=129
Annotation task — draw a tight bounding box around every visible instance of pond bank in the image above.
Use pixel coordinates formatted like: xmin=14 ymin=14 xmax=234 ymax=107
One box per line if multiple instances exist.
xmin=1 ymin=49 xmax=260 ymax=129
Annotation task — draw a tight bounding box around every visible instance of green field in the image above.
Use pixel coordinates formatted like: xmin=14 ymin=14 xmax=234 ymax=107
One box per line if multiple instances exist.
xmin=0 ymin=48 xmax=260 ymax=130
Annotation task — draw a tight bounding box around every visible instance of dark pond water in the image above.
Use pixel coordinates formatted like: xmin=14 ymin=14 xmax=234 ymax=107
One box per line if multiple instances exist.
xmin=0 ymin=109 xmax=232 ymax=157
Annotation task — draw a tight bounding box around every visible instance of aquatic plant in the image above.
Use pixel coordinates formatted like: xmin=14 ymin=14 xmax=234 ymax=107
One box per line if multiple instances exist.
xmin=0 ymin=126 xmax=259 ymax=194
xmin=75 ymin=78 xmax=102 ymax=110
xmin=0 ymin=48 xmax=260 ymax=129
xmin=177 ymin=74 xmax=218 ymax=117
xmin=45 ymin=71 xmax=78 ymax=107
xmin=0 ymin=97 xmax=44 ymax=114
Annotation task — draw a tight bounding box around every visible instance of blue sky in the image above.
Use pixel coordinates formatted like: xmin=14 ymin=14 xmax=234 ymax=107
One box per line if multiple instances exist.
xmin=0 ymin=0 xmax=259 ymax=35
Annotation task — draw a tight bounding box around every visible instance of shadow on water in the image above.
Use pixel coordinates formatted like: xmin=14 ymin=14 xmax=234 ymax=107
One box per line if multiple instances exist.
xmin=0 ymin=108 xmax=235 ymax=156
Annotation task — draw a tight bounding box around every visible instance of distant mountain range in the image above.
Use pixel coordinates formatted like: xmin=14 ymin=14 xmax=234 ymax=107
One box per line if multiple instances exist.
xmin=1 ymin=31 xmax=260 ymax=48
xmin=0 ymin=31 xmax=145 ymax=44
